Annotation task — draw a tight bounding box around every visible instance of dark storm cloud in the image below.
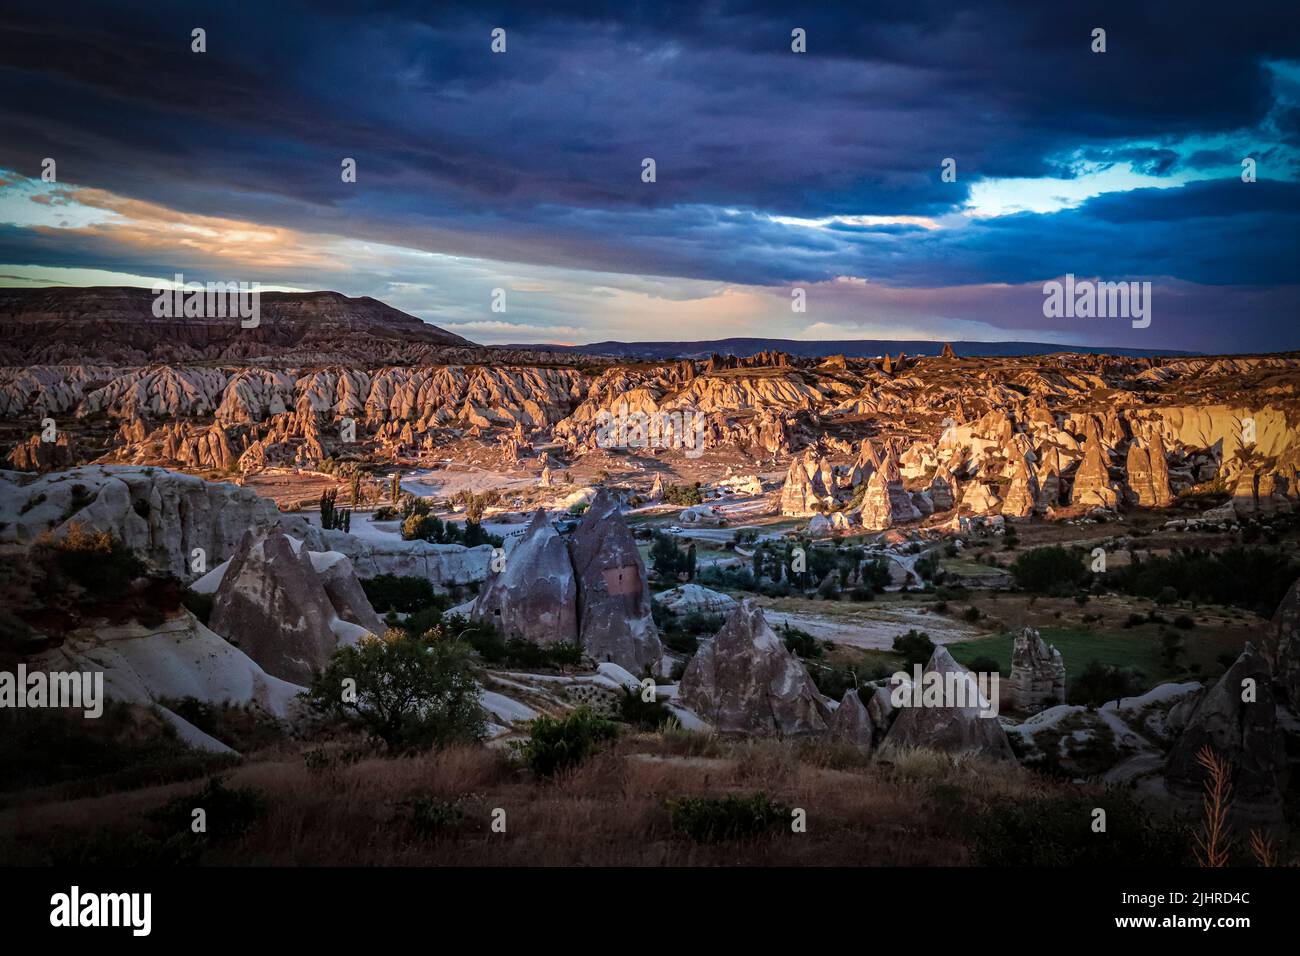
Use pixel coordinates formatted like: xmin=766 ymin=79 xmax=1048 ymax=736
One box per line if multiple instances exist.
xmin=0 ymin=0 xmax=1297 ymax=345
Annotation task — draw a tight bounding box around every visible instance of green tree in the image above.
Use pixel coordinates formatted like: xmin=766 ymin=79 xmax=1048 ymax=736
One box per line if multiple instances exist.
xmin=306 ymin=629 xmax=487 ymax=752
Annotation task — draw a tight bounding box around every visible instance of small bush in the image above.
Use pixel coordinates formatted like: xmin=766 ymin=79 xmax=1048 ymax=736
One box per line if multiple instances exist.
xmin=516 ymin=708 xmax=618 ymax=777
xmin=405 ymin=795 xmax=465 ymax=835
xmin=668 ymin=793 xmax=792 ymax=843
xmin=147 ymin=777 xmax=266 ymax=842
xmin=616 ymin=687 xmax=672 ymax=730
xmin=891 ymin=629 xmax=936 ymax=667
xmin=970 ymin=792 xmax=1189 ymax=866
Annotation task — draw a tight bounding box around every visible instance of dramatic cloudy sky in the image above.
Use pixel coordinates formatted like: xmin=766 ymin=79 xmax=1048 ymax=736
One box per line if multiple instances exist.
xmin=1 ymin=1 xmax=1298 ymax=350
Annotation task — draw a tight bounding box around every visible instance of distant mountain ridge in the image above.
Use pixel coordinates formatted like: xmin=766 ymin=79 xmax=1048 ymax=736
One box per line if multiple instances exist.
xmin=502 ymin=336 xmax=1197 ymax=360
xmin=0 ymin=286 xmax=472 ymax=365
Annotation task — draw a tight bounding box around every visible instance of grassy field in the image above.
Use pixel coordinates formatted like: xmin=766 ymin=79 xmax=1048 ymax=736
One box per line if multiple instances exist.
xmin=948 ymin=622 xmax=1250 ymax=682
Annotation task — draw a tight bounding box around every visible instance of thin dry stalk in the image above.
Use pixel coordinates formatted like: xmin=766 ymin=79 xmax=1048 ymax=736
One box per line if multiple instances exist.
xmin=1248 ymin=828 xmax=1276 ymax=867
xmin=1192 ymin=744 xmax=1233 ymax=867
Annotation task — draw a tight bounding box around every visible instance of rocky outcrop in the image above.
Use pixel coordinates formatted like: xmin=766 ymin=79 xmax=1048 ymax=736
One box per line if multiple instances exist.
xmin=1008 ymin=628 xmax=1065 ymax=709
xmin=927 ymin=463 xmax=959 ymax=510
xmin=826 ymin=689 xmax=876 ymax=754
xmin=567 ymin=490 xmax=663 ymax=674
xmin=878 ymin=647 xmax=1015 ymax=760
xmin=858 ymin=449 xmax=921 ymax=530
xmin=7 ymin=431 xmax=78 ymax=472
xmin=1070 ymin=437 xmax=1119 ymax=508
xmin=959 ymin=480 xmax=1001 ymax=515
xmin=677 ymin=599 xmax=830 ymax=737
xmin=780 ymin=449 xmax=837 ymax=516
xmin=34 ymin=610 xmax=304 ymax=753
xmin=654 ymin=583 xmax=738 ymax=616
xmin=207 ymin=530 xmax=382 ymax=684
xmin=1164 ymin=643 xmax=1287 ymax=819
xmin=1000 ymin=457 xmax=1039 ymax=518
xmin=1125 ymin=432 xmax=1174 ymax=507
xmin=1270 ymin=577 xmax=1300 ymax=708
xmin=471 ymin=510 xmax=578 ymax=647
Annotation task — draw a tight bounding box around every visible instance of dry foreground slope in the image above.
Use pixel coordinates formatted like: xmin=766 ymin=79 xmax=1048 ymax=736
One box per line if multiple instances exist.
xmin=1 ymin=287 xmax=1299 ymax=866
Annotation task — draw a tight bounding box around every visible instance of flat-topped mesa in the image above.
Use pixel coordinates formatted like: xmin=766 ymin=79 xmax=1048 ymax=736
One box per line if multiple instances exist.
xmin=1008 ymin=628 xmax=1066 ymax=709
xmin=567 ymin=489 xmax=664 ymax=675
xmin=1070 ymin=436 xmax=1119 ymax=508
xmin=1000 ymin=456 xmax=1040 ymax=518
xmin=677 ymin=598 xmax=830 ymax=737
xmin=471 ymin=509 xmax=578 ymax=648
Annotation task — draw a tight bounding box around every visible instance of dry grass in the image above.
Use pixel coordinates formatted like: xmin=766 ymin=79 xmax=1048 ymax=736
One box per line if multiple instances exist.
xmin=0 ymin=734 xmax=1061 ymax=867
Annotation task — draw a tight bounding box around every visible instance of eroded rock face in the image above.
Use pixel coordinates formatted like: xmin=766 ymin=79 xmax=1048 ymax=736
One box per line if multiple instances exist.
xmin=1008 ymin=628 xmax=1066 ymax=709
xmin=1071 ymin=437 xmax=1119 ymax=508
xmin=780 ymin=449 xmax=837 ymax=516
xmin=1270 ymin=577 xmax=1300 ymax=708
xmin=1000 ymin=457 xmax=1039 ymax=518
xmin=654 ymin=583 xmax=738 ymax=616
xmin=1164 ymin=643 xmax=1287 ymax=817
xmin=471 ymin=510 xmax=578 ymax=647
xmin=879 ymin=647 xmax=1014 ymax=760
xmin=567 ymin=489 xmax=663 ymax=674
xmin=208 ymin=530 xmax=379 ymax=684
xmin=677 ymin=599 xmax=830 ymax=737
xmin=927 ymin=463 xmax=959 ymax=510
xmin=959 ymin=480 xmax=1001 ymax=515
xmin=826 ymin=689 xmax=876 ymax=753
xmin=1125 ymin=432 xmax=1174 ymax=507
xmin=7 ymin=432 xmax=78 ymax=472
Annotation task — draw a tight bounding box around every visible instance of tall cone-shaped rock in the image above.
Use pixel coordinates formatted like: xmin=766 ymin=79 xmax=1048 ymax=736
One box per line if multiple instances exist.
xmin=780 ymin=449 xmax=835 ymax=516
xmin=678 ymin=598 xmax=830 ymax=736
xmin=1125 ymin=432 xmax=1173 ymax=507
xmin=879 ymin=647 xmax=1014 ymax=760
xmin=1070 ymin=437 xmax=1118 ymax=508
xmin=209 ymin=530 xmax=378 ymax=684
xmin=1271 ymin=576 xmax=1300 ymax=708
xmin=472 ymin=509 xmax=578 ymax=647
xmin=1008 ymin=628 xmax=1065 ymax=708
xmin=1165 ymin=643 xmax=1286 ymax=818
xmin=567 ymin=490 xmax=663 ymax=674
xmin=1001 ymin=456 xmax=1039 ymax=517
xmin=927 ymin=462 xmax=959 ymax=510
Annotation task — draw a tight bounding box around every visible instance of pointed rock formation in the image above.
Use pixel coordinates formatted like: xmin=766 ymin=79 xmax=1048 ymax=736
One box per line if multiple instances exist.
xmin=208 ymin=530 xmax=381 ymax=684
xmin=472 ymin=509 xmax=578 ymax=647
xmin=1270 ymin=576 xmax=1300 ymax=708
xmin=677 ymin=599 xmax=830 ymax=737
xmin=927 ymin=463 xmax=959 ymax=511
xmin=879 ymin=647 xmax=1014 ymax=760
xmin=941 ymin=342 xmax=955 ymax=359
xmin=959 ymin=480 xmax=1001 ymax=515
xmin=826 ymin=689 xmax=875 ymax=754
xmin=779 ymin=449 xmax=836 ymax=516
xmin=1165 ymin=643 xmax=1287 ymax=819
xmin=1125 ymin=432 xmax=1174 ymax=507
xmin=1000 ymin=457 xmax=1039 ymax=518
xmin=1070 ymin=437 xmax=1119 ymax=508
xmin=567 ymin=490 xmax=663 ymax=674
xmin=1008 ymin=628 xmax=1065 ymax=709
xmin=647 ymin=472 xmax=665 ymax=501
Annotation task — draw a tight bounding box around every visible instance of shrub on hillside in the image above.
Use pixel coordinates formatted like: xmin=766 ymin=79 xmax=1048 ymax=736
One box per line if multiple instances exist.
xmin=668 ymin=793 xmax=792 ymax=843
xmin=970 ymin=791 xmax=1189 ymax=866
xmin=516 ymin=708 xmax=619 ymax=777
xmin=147 ymin=777 xmax=266 ymax=842
xmin=306 ymin=629 xmax=487 ymax=752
